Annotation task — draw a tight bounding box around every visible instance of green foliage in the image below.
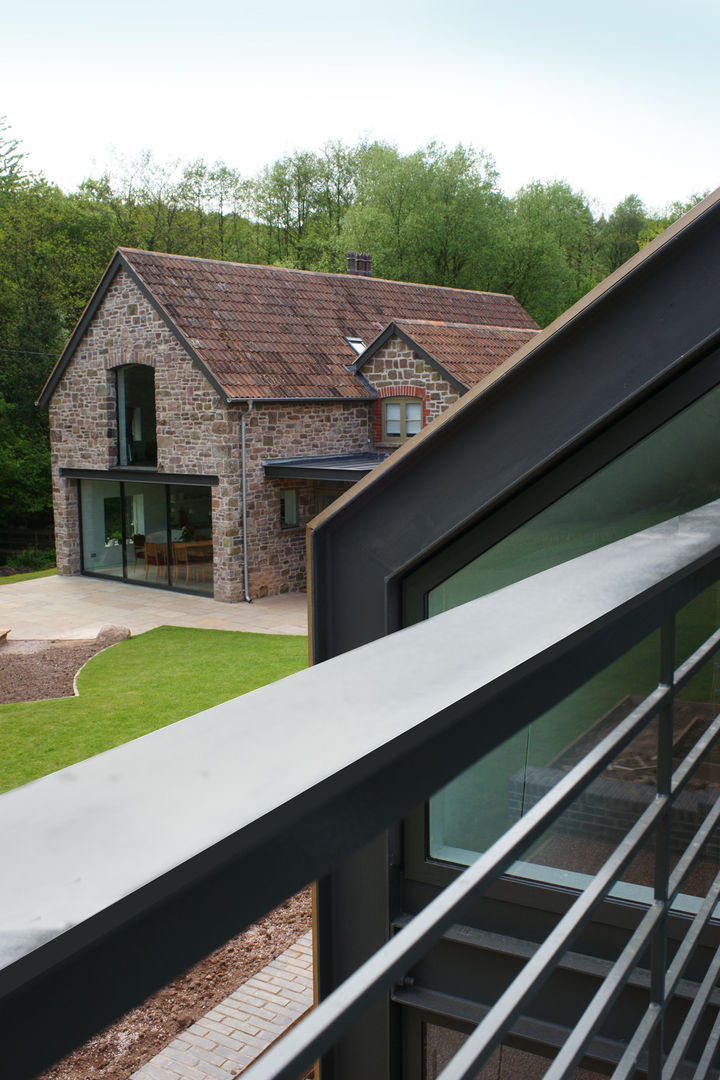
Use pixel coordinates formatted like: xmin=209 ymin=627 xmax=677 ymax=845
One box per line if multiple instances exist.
xmin=0 ymin=114 xmax=705 ymax=535
xmin=0 ymin=115 xmax=24 ymax=188
xmin=242 ymin=141 xmax=358 ymax=269
xmin=638 ymin=192 xmax=708 ymax=248
xmin=500 ymin=180 xmax=600 ymax=325
xmin=1 ymin=545 xmax=56 ymax=570
xmin=342 ymin=141 xmax=508 ymax=290
xmin=0 ymin=413 xmax=52 ymax=525
xmin=0 ymin=567 xmax=57 ymax=584
xmin=0 ymin=626 xmax=308 ymax=792
xmin=596 ymin=193 xmax=648 ymax=274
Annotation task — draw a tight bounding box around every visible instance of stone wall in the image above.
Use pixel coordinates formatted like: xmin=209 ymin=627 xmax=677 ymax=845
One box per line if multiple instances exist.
xmin=238 ymin=401 xmax=370 ymax=597
xmin=361 ymin=336 xmax=461 ymax=449
xmin=48 ymin=268 xmax=243 ymax=601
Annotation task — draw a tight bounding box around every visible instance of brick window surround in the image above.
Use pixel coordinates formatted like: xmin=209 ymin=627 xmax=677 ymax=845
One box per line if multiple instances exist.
xmin=376 ymin=386 xmax=426 ymax=446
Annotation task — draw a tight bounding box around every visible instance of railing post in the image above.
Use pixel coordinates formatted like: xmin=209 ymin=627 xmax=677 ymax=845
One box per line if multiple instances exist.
xmin=648 ymin=618 xmax=675 ymax=1078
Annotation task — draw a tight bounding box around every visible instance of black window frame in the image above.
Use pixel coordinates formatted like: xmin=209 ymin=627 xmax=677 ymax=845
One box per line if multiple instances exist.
xmin=280 ymin=487 xmax=300 ymax=529
xmin=116 ymin=364 xmax=158 ymax=468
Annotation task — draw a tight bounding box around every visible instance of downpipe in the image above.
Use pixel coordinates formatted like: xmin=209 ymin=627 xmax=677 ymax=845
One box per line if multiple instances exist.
xmin=241 ymin=401 xmax=253 ymax=603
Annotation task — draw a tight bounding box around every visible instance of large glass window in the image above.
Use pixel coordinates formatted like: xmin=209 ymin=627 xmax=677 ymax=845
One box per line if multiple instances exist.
xmin=117 ymin=366 xmax=157 ymax=467
xmin=123 ymin=482 xmax=169 ymax=585
xmin=81 ymin=479 xmax=124 ymax=578
xmin=169 ymin=486 xmax=214 ymax=592
xmin=80 ymin=479 xmax=212 ymax=595
xmin=424 ymin=381 xmax=720 ymax=904
xmin=427 ymin=382 xmax=720 ymax=617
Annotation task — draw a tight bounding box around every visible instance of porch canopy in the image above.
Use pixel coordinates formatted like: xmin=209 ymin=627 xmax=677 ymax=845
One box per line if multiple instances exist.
xmin=263 ymin=452 xmax=386 ymax=482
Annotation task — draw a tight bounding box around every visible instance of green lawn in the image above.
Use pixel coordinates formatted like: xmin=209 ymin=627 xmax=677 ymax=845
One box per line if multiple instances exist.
xmin=0 ymin=568 xmax=57 ymax=586
xmin=0 ymin=626 xmax=308 ymax=793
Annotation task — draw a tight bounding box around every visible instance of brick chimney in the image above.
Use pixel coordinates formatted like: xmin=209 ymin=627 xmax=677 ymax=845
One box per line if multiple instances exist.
xmin=347 ymin=252 xmax=372 ymax=277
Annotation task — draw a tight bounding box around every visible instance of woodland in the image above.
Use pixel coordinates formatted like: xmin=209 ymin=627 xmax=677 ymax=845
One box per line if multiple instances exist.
xmin=0 ymin=116 xmax=704 ymax=539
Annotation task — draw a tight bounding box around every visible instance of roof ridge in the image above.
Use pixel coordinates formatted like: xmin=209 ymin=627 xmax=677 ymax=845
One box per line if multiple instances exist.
xmin=395 ymin=318 xmax=540 ymax=333
xmin=117 ymin=248 xmax=523 ymax=302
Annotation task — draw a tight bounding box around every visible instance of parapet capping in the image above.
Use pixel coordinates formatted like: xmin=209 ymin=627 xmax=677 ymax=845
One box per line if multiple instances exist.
xmin=2 ymin=499 xmax=720 ymax=1002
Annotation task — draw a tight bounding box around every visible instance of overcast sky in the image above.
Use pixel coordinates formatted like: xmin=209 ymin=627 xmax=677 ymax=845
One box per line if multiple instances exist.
xmin=2 ymin=0 xmax=718 ymax=214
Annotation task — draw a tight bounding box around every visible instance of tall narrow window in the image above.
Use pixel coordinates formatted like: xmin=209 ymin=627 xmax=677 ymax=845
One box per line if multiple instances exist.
xmin=280 ymin=489 xmax=299 ymax=528
xmin=117 ymin=366 xmax=157 ymax=467
xmin=383 ymin=397 xmax=422 ymax=443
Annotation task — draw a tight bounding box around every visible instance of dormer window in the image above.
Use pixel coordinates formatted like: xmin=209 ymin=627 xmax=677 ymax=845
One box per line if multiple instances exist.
xmin=345 ymin=337 xmax=366 ymax=357
xmin=383 ymin=397 xmax=423 ymax=443
xmin=117 ymin=365 xmax=157 ymax=467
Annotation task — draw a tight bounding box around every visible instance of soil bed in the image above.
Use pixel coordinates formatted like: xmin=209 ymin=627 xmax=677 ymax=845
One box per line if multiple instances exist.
xmin=0 ymin=630 xmax=312 ymax=1080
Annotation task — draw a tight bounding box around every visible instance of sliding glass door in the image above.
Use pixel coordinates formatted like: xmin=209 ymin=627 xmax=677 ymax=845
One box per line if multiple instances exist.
xmin=80 ymin=479 xmax=213 ymax=596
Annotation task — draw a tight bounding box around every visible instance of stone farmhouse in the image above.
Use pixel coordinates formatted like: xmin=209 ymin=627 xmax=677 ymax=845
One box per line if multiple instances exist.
xmin=38 ymin=249 xmax=539 ymax=601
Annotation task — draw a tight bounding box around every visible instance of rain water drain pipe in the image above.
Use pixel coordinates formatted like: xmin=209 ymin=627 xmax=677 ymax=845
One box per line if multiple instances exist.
xmin=240 ymin=400 xmax=253 ymax=603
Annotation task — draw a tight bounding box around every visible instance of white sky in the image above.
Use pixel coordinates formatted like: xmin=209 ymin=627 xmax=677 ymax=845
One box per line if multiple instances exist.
xmin=2 ymin=0 xmax=718 ymax=214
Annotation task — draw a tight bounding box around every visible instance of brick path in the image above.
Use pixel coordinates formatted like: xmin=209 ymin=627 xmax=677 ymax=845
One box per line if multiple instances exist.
xmin=130 ymin=932 xmax=313 ymax=1079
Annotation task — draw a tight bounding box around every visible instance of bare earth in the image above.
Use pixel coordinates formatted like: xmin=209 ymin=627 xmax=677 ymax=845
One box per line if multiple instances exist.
xmin=0 ymin=629 xmax=311 ymax=1080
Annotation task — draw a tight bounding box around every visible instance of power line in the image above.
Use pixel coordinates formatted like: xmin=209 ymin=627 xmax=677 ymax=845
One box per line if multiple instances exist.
xmin=0 ymin=346 xmax=59 ymax=360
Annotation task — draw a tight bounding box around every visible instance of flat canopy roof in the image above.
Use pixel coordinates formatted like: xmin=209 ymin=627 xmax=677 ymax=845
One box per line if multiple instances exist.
xmin=263 ymin=452 xmax=387 ymax=482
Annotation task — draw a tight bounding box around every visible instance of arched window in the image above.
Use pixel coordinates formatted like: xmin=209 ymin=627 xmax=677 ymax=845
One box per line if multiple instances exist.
xmin=117 ymin=366 xmax=157 ymax=467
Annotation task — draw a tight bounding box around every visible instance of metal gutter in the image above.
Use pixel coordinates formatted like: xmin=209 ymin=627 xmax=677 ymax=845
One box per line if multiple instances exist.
xmin=60 ymin=467 xmax=219 ymax=487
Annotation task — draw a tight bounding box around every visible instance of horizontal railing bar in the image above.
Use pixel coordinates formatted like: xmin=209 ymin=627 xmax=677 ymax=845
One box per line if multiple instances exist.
xmin=663 ymin=929 xmax=720 ymax=1079
xmin=392 ymin=984 xmax=633 ymax=1069
xmin=668 ymin=794 xmax=720 ymax=900
xmin=612 ymin=1002 xmax=661 ymax=1080
xmin=671 ymin=710 xmax=720 ymax=797
xmin=672 ymin=626 xmax=720 ymax=694
xmin=663 ymin=870 xmax=720 ymax=1017
xmin=428 ymin=638 xmax=720 ymax=1080
xmin=394 ymin=919 xmax=720 ymax=1007
xmin=542 ymin=902 xmax=665 ymax=1080
xmin=613 ymin=869 xmax=720 ymax=1080
xmin=434 ymin=795 xmax=668 ymax=1080
xmin=692 ymin=1006 xmax=720 ymax=1080
xmin=242 ymin=687 xmax=669 ymax=1080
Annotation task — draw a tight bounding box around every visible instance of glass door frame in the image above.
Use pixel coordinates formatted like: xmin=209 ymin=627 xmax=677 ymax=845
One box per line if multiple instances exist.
xmin=77 ymin=476 xmax=214 ymax=597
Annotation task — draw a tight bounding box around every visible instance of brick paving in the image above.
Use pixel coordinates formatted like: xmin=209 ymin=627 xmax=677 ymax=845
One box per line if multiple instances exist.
xmin=130 ymin=932 xmax=313 ymax=1079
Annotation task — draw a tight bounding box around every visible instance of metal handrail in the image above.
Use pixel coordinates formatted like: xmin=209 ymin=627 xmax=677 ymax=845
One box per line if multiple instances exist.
xmin=246 ymin=615 xmax=720 ymax=1080
xmin=245 ymin=538 xmax=720 ymax=1080
xmin=5 ymin=503 xmax=720 ymax=1078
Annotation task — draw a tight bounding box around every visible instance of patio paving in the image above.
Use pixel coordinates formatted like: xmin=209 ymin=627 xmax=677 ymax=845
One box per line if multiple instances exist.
xmin=130 ymin=932 xmax=313 ymax=1080
xmin=0 ymin=575 xmax=307 ymax=640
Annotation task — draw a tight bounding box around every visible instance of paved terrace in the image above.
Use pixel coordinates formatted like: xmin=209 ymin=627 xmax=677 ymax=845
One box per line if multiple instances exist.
xmin=1 ymin=575 xmax=310 ymax=1077
xmin=131 ymin=932 xmax=314 ymax=1080
xmin=0 ymin=575 xmax=308 ymax=639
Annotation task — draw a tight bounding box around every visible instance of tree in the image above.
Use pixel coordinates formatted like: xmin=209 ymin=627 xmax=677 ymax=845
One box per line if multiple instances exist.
xmin=597 ymin=194 xmax=648 ymax=274
xmin=638 ymin=193 xmax=707 ymax=248
xmin=500 ymin=181 xmax=601 ymax=325
xmin=0 ymin=115 xmax=24 ymax=187
xmin=341 ymin=141 xmax=510 ymax=290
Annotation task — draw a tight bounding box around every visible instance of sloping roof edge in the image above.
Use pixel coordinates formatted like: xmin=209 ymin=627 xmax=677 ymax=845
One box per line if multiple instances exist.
xmin=307 ymin=186 xmax=720 ymax=538
xmin=37 ymin=250 xmax=121 ymax=408
xmin=353 ymin=322 xmax=469 ymax=394
xmin=37 ymin=250 xmax=235 ymax=408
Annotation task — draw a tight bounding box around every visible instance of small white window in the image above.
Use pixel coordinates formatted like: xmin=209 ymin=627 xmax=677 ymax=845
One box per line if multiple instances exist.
xmin=382 ymin=397 xmax=423 ymax=442
xmin=345 ymin=337 xmax=366 ymax=356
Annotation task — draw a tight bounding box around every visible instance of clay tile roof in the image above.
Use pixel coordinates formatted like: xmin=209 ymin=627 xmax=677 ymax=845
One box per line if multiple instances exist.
xmin=390 ymin=318 xmax=541 ymax=390
xmin=118 ymin=249 xmax=538 ymax=401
